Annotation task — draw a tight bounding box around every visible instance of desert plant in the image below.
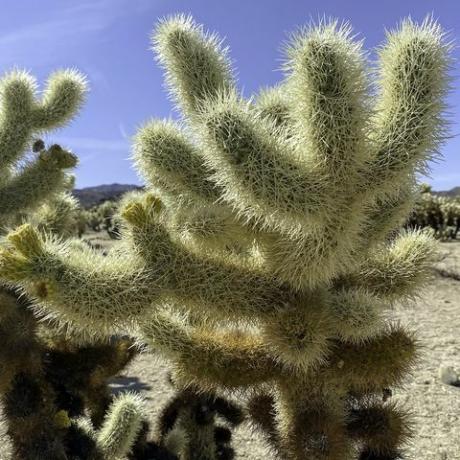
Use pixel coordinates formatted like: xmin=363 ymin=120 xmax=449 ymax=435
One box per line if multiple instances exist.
xmin=156 ymin=379 xmax=244 ymax=460
xmin=0 ymin=15 xmax=451 ymax=459
xmin=407 ymin=186 xmax=460 ymax=239
xmin=32 ymin=191 xmax=81 ymax=238
xmin=0 ymin=68 xmax=86 ymax=459
xmin=0 ymin=70 xmax=146 ymax=459
xmin=439 ymin=196 xmax=460 ymax=238
xmin=98 ymin=200 xmax=120 ymax=239
xmin=64 ymin=391 xmax=145 ymax=460
xmin=84 ymin=201 xmax=120 ymax=238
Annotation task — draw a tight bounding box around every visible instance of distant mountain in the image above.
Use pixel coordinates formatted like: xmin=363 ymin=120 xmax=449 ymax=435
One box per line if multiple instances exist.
xmin=433 ymin=186 xmax=460 ymax=198
xmin=73 ymin=183 xmax=460 ymax=208
xmin=73 ymin=183 xmax=143 ymax=208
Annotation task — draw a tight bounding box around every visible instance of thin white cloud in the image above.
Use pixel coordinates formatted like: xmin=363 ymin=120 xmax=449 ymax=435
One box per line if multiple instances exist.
xmin=0 ymin=0 xmax=156 ymax=67
xmin=118 ymin=123 xmax=129 ymax=140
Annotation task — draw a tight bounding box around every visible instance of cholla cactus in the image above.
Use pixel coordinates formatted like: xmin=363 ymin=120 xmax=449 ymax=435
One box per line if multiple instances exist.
xmin=408 ymin=186 xmax=443 ymax=235
xmin=0 ymin=68 xmax=87 ymax=459
xmin=31 ymin=191 xmax=81 ymax=237
xmin=84 ymin=201 xmax=119 ymax=237
xmin=408 ymin=186 xmax=460 ymax=239
xmin=64 ymin=392 xmax=145 ymax=460
xmin=98 ymin=200 xmax=121 ymax=239
xmin=156 ymin=382 xmax=244 ymax=460
xmin=439 ymin=196 xmax=460 ymax=238
xmin=0 ymin=70 xmax=85 ymax=222
xmin=0 ymin=16 xmax=450 ymax=459
xmin=0 ymin=69 xmax=147 ymax=460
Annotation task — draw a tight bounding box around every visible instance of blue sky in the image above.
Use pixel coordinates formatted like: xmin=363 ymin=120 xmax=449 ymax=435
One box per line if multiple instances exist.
xmin=1 ymin=0 xmax=459 ymax=190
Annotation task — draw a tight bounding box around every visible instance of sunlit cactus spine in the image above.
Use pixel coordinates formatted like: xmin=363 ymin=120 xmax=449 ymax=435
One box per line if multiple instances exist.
xmin=0 ymin=68 xmax=89 ymax=459
xmin=64 ymin=392 xmax=145 ymax=460
xmin=0 ymin=68 xmax=147 ymax=460
xmin=0 ymin=15 xmax=451 ymax=460
xmin=32 ymin=190 xmax=81 ymax=238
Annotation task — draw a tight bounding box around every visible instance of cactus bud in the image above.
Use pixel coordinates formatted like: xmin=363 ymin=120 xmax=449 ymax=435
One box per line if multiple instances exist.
xmin=32 ymin=138 xmax=45 ymax=152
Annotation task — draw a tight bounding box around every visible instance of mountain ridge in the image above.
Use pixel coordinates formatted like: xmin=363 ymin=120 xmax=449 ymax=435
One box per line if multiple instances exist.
xmin=73 ymin=184 xmax=460 ymax=209
xmin=73 ymin=183 xmax=143 ymax=208
xmin=434 ymin=186 xmax=460 ymax=197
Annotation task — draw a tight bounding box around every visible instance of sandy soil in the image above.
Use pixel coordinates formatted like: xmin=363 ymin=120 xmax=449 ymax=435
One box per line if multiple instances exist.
xmin=1 ymin=236 xmax=459 ymax=459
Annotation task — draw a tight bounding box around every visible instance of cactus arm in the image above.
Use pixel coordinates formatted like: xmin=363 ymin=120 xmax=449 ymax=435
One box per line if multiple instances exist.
xmin=275 ymin=387 xmax=353 ymax=460
xmin=362 ymin=183 xmax=416 ymax=247
xmin=141 ymin=310 xmax=279 ymax=390
xmin=123 ymin=200 xmax=292 ymax=320
xmin=166 ymin=202 xmax=258 ymax=266
xmin=0 ymin=145 xmax=77 ymax=218
xmin=255 ymin=86 xmax=292 ymax=130
xmin=132 ymin=123 xmax=265 ymax=265
xmin=349 ymin=229 xmax=437 ymax=301
xmin=246 ymin=393 xmax=283 ymax=456
xmin=347 ymin=401 xmax=412 ymax=458
xmin=0 ymin=69 xmax=87 ymax=170
xmin=329 ymin=288 xmax=386 ymax=343
xmin=168 ymin=250 xmax=288 ymax=319
xmin=256 ymin=226 xmax=358 ymax=290
xmin=0 ymin=220 xmax=289 ymax=335
xmin=31 ymin=69 xmax=87 ymax=129
xmin=198 ymin=96 xmax=327 ymax=233
xmin=32 ymin=191 xmax=81 ymax=237
xmin=0 ymin=71 xmax=36 ymax=169
xmin=285 ymin=20 xmax=368 ymax=182
xmin=152 ymin=14 xmax=234 ymax=118
xmin=326 ymin=324 xmax=418 ymax=393
xmin=0 ymin=225 xmax=156 ymax=337
xmin=67 ymin=394 xmax=145 ymax=460
xmin=260 ymin=299 xmax=337 ymax=373
xmin=96 ymin=392 xmax=144 ymax=459
xmin=133 ymin=119 xmax=219 ymax=204
xmin=366 ymin=18 xmax=450 ymax=194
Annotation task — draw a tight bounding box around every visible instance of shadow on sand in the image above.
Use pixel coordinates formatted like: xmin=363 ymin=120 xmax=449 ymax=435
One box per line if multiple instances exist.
xmin=109 ymin=375 xmax=152 ymax=395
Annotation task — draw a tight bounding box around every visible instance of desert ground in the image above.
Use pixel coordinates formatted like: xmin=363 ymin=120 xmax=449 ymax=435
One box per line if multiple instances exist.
xmin=0 ymin=234 xmax=459 ymax=459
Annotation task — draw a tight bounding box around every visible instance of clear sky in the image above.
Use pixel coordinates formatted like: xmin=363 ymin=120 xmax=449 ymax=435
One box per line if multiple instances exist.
xmin=1 ymin=0 xmax=459 ymax=190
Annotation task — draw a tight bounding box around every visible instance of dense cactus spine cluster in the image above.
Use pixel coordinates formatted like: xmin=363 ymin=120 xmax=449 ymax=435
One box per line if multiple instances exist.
xmin=0 ymin=69 xmax=151 ymax=459
xmin=156 ymin=383 xmax=244 ymax=460
xmin=0 ymin=68 xmax=86 ymax=459
xmin=0 ymin=14 xmax=451 ymax=460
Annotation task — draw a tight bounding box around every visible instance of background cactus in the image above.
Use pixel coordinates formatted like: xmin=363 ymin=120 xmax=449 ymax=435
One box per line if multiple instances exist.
xmin=156 ymin=380 xmax=244 ymax=460
xmin=63 ymin=392 xmax=145 ymax=460
xmin=0 ymin=69 xmax=152 ymax=459
xmin=0 ymin=15 xmax=451 ymax=460
xmin=407 ymin=185 xmax=460 ymax=239
xmin=80 ymin=199 xmax=125 ymax=240
xmin=0 ymin=68 xmax=88 ymax=459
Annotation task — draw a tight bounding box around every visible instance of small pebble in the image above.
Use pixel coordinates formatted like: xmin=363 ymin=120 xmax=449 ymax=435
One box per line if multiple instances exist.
xmin=439 ymin=366 xmax=459 ymax=386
